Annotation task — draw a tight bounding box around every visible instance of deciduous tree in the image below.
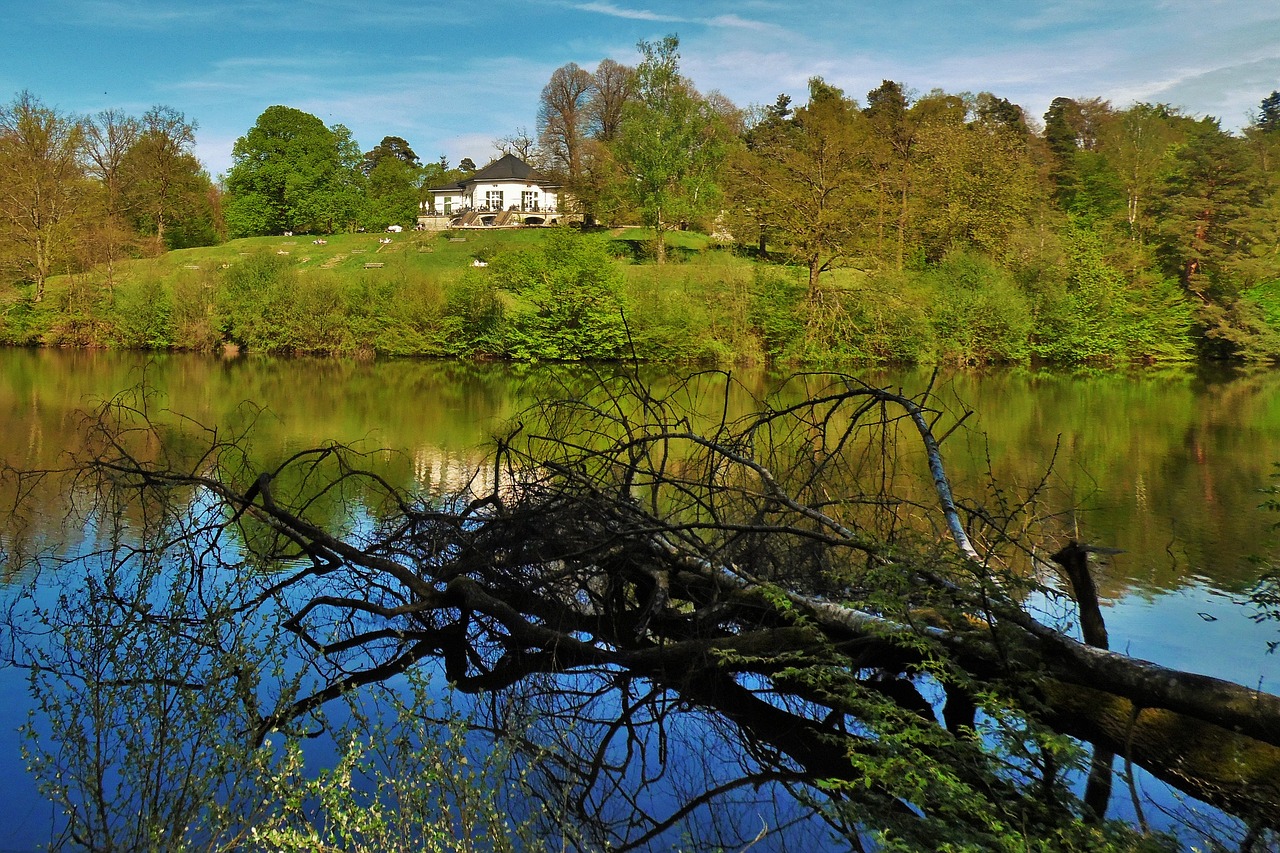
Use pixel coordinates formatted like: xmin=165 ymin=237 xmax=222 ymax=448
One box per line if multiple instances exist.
xmin=537 ymin=63 xmax=594 ymax=180
xmin=223 ymin=106 xmax=363 ymax=236
xmin=864 ymin=80 xmax=918 ymax=270
xmin=82 ymin=108 xmax=139 ymax=218
xmin=363 ymin=154 xmax=419 ymax=231
xmin=913 ymin=95 xmax=1038 ymax=263
xmin=613 ymin=35 xmax=728 ymax=264
xmin=120 ymin=105 xmax=215 ymax=250
xmin=360 ymin=135 xmax=423 ymax=229
xmin=0 ymin=91 xmax=88 ymax=301
xmin=728 ymin=77 xmax=872 ymax=294
xmin=493 ymin=127 xmax=539 ymax=164
xmin=1099 ymin=104 xmax=1187 ymax=239
xmin=586 ymin=58 xmax=634 ymax=142
xmin=81 ymin=108 xmax=141 ymax=282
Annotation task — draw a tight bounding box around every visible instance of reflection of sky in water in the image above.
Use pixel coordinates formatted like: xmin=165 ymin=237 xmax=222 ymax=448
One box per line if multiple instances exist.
xmin=1107 ymin=583 xmax=1280 ymax=695
xmin=1 ymin=597 xmax=54 ymax=851
xmin=1067 ymin=585 xmax=1280 ymax=847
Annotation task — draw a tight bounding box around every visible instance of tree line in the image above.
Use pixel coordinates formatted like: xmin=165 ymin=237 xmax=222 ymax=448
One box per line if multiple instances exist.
xmin=0 ymin=95 xmax=467 ymax=303
xmin=525 ymin=37 xmax=1280 ymax=361
xmin=0 ymin=94 xmax=218 ymax=301
xmin=4 ymin=37 xmax=1280 ymax=360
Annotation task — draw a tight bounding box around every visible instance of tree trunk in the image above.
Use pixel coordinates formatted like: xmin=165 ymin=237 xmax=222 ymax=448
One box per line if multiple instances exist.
xmin=1042 ymin=682 xmax=1280 ymax=827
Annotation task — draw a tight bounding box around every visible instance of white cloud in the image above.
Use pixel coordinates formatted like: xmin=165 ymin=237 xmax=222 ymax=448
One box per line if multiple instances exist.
xmin=572 ymin=2 xmax=686 ymax=23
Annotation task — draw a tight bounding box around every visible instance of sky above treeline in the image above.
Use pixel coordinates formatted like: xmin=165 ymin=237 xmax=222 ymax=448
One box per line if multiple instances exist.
xmin=3 ymin=0 xmax=1279 ymax=179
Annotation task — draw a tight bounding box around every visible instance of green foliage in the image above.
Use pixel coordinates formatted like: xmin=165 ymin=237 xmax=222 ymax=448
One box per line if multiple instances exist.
xmin=925 ymin=250 xmax=1032 ymax=364
xmin=111 ymin=273 xmax=173 ymax=348
xmin=1256 ymin=91 xmax=1280 ymax=135
xmin=766 ymin=273 xmax=935 ymax=365
xmin=3 ymin=199 xmax=1266 ymax=365
xmin=443 ymin=269 xmax=505 ymax=356
xmin=17 ymin=538 xmax=550 ymax=851
xmin=622 ymin=252 xmax=758 ymax=362
xmin=224 ymin=106 xmax=365 ymax=236
xmin=747 ymin=266 xmax=806 ymax=356
xmin=0 ymin=292 xmax=42 ymax=344
xmin=1247 ymin=278 xmax=1280 ymax=329
xmin=491 ymin=228 xmax=630 ymax=360
xmin=612 ymin=35 xmax=727 ymax=264
xmin=842 ymin=272 xmax=936 ymax=362
xmin=0 ymin=91 xmax=89 ymax=301
xmin=1059 ymin=150 xmax=1127 ymax=222
xmin=245 ymin=678 xmax=550 ymax=852
xmin=215 ymin=250 xmax=299 ymax=349
xmin=119 ymin=105 xmax=218 ymax=250
xmin=362 ymin=155 xmax=420 ymax=231
xmin=169 ymin=268 xmax=222 ymax=351
xmin=730 ymin=77 xmax=872 ymax=293
xmin=1031 ymin=223 xmax=1194 ymax=363
xmin=44 ymin=275 xmax=113 ymax=347
xmin=1149 ymin=122 xmax=1275 ymax=356
xmin=213 ymin=251 xmax=453 ymax=356
xmin=9 ymin=70 xmax=1280 ymax=367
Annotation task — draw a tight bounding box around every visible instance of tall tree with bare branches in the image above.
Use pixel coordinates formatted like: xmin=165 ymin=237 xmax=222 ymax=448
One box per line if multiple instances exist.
xmin=587 ymin=58 xmax=634 ymax=142
xmin=537 ymin=62 xmax=594 ymax=181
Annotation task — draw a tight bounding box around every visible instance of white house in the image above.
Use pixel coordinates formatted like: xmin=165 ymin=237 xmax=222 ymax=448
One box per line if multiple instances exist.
xmin=419 ymin=154 xmax=575 ymax=229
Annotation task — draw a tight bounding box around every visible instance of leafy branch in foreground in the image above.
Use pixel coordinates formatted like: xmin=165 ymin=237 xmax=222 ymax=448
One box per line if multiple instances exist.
xmin=6 ymin=372 xmax=1280 ymax=850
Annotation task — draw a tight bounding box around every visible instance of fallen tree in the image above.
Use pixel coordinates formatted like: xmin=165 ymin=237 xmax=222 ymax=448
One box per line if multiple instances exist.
xmin=7 ymin=371 xmax=1280 ymax=851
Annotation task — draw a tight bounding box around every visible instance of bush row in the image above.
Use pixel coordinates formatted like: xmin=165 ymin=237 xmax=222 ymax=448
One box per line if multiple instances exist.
xmin=0 ymin=230 xmax=1204 ymax=365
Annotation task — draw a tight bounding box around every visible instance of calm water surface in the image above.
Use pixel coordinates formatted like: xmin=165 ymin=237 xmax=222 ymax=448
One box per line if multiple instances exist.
xmin=2 ymin=349 xmax=1279 ymax=849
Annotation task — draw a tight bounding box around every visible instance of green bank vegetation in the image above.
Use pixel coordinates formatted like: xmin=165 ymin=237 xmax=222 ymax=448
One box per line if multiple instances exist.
xmin=0 ymin=224 xmax=1209 ymax=366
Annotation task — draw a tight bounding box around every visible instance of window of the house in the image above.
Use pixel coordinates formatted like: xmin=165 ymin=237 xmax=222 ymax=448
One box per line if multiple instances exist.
xmin=522 ymin=190 xmax=538 ymax=210
xmin=486 ymin=190 xmax=504 ymax=210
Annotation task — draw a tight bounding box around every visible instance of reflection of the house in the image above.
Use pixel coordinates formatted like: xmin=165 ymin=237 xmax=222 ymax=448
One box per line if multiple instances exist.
xmin=419 ymin=154 xmax=581 ymax=230
xmin=413 ymin=446 xmax=503 ymax=498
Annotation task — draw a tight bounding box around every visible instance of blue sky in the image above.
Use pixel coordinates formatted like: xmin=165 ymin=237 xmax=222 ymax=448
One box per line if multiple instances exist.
xmin=3 ymin=0 xmax=1278 ymax=179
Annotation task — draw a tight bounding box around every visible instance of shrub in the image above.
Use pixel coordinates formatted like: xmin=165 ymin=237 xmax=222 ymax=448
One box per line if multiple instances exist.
xmin=0 ymin=294 xmax=42 ymax=344
xmin=491 ymin=228 xmax=629 ymax=360
xmin=924 ymin=250 xmax=1032 ymax=364
xmin=748 ymin=266 xmax=807 ymax=357
xmin=1032 ymin=224 xmax=1194 ymax=364
xmin=170 ymin=269 xmax=224 ymax=351
xmin=44 ymin=275 xmax=112 ymax=347
xmin=111 ymin=274 xmax=174 ymax=349
xmin=443 ymin=270 xmax=504 ymax=357
xmin=841 ymin=273 xmax=935 ymax=363
xmin=215 ymin=251 xmax=302 ymax=352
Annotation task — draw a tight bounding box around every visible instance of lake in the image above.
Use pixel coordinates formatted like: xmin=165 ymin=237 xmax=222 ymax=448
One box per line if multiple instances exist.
xmin=2 ymin=348 xmax=1279 ymax=850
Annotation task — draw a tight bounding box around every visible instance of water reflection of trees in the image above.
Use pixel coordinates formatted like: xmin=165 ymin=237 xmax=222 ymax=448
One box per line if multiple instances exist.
xmin=7 ymin=370 xmax=1280 ymax=851
xmin=7 ymin=352 xmax=1280 ymax=600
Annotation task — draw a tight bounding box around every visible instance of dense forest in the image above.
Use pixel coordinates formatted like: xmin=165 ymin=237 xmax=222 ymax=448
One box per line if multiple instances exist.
xmin=3 ymin=36 xmax=1280 ymax=364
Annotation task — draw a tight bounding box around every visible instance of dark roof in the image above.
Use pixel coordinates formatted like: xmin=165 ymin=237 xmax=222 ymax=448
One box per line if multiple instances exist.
xmin=427 ymin=154 xmax=560 ymax=193
xmin=473 ymin=153 xmax=541 ymax=182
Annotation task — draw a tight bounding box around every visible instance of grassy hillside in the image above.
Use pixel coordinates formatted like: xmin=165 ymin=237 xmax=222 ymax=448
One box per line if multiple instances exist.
xmin=0 ymin=228 xmax=777 ymax=363
xmin=0 ymin=226 xmax=1197 ymax=366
